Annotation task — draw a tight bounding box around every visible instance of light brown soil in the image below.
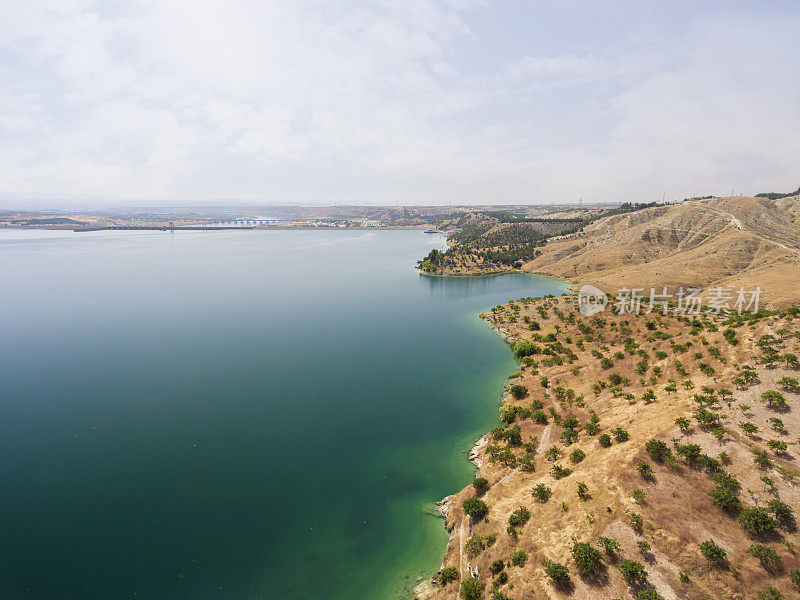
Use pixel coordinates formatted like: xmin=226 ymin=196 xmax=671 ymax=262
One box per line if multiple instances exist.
xmin=425 ymin=295 xmax=800 ymax=600
xmin=524 ymin=196 xmax=800 ymax=309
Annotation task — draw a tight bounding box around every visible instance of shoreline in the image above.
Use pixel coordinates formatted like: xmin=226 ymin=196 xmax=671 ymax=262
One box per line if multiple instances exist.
xmin=0 ymin=224 xmax=444 ymax=232
xmin=418 ymin=267 xmax=574 ymax=287
xmin=417 ymin=286 xmax=569 ymax=599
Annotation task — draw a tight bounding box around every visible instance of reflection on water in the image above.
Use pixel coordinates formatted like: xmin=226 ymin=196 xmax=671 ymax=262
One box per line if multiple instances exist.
xmin=420 ymin=271 xmax=567 ymax=303
xmin=0 ymin=229 xmax=568 ymax=600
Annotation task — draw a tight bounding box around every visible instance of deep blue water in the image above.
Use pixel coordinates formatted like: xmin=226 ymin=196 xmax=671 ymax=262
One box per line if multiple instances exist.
xmin=0 ymin=228 xmax=567 ymax=600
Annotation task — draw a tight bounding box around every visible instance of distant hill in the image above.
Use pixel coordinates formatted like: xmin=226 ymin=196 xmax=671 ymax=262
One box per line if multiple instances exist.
xmin=526 ymin=195 xmax=800 ymax=308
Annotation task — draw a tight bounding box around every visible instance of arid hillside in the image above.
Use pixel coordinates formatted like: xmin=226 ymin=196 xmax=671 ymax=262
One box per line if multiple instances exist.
xmin=418 ymin=295 xmax=800 ymax=600
xmin=525 ymin=196 xmax=800 ymax=308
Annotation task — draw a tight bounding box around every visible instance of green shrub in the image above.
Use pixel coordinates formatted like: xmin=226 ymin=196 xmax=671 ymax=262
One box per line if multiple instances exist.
xmin=637 ymin=588 xmax=664 ymax=600
xmin=628 ymin=513 xmax=642 ymax=531
xmin=438 ymin=566 xmax=458 ymax=585
xmin=510 ymin=549 xmax=528 ymax=567
xmin=508 ymin=507 xmax=531 ymax=528
xmin=489 ymin=559 xmax=504 ymax=575
xmin=532 ymin=483 xmax=552 ymax=502
xmin=542 ymin=559 xmax=571 ymax=587
xmin=551 ymin=464 xmax=572 ymax=479
xmin=577 ymin=482 xmax=589 ymax=500
xmin=612 ymin=427 xmax=629 ymax=442
xmin=617 ymin=558 xmax=647 ymax=583
xmin=698 ymin=539 xmax=727 ymax=565
xmin=789 ymin=568 xmax=800 ymax=589
xmin=597 ymin=536 xmax=620 ymax=554
xmin=645 ymin=439 xmax=671 ymax=462
xmin=464 ymin=535 xmax=483 ymax=557
xmin=767 ymin=498 xmax=795 ymax=530
xmin=459 ymin=578 xmax=485 ymax=600
xmin=757 ymin=588 xmax=784 ymax=600
xmin=636 ymin=461 xmax=654 ymax=479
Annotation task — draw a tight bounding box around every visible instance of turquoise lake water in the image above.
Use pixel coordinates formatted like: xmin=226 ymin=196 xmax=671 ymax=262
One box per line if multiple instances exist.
xmin=0 ymin=229 xmax=568 ymax=600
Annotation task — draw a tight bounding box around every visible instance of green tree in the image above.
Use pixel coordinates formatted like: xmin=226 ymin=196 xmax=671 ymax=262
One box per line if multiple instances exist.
xmin=752 ymin=448 xmax=772 ymax=468
xmin=709 ymin=470 xmax=741 ymax=511
xmin=767 ymin=439 xmax=788 ymax=453
xmin=571 ymin=542 xmax=603 ymax=574
xmin=472 ymin=477 xmax=488 ymax=492
xmin=761 ymin=390 xmax=787 ymax=409
xmin=509 ymin=384 xmax=528 ymax=399
xmin=777 ymin=376 xmax=799 ymax=391
xmin=462 ymin=497 xmax=489 ymax=521
xmin=737 ymin=507 xmax=776 ymax=536
xmin=740 ymin=421 xmax=758 ymax=435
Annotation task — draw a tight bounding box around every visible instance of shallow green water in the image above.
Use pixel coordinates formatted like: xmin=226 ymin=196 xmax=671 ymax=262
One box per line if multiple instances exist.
xmin=0 ymin=229 xmax=567 ymax=600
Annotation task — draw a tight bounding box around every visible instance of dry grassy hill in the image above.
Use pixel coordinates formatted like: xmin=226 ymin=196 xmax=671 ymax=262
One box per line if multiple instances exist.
xmin=417 ymin=296 xmax=800 ymax=600
xmin=525 ymin=196 xmax=800 ymax=308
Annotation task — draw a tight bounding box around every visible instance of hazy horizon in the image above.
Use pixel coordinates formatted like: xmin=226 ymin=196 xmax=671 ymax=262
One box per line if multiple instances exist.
xmin=2 ymin=1 xmax=799 ymax=207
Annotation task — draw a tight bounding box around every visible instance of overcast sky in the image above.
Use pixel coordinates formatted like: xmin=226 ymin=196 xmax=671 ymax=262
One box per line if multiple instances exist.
xmin=1 ymin=0 xmax=798 ymax=207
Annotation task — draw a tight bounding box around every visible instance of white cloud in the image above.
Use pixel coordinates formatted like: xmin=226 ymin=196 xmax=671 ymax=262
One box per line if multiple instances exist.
xmin=0 ymin=1 xmax=798 ymax=206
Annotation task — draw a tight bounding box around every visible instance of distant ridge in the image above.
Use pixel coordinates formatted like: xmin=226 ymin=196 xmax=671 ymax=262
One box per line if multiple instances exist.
xmin=526 ymin=195 xmax=800 ymax=308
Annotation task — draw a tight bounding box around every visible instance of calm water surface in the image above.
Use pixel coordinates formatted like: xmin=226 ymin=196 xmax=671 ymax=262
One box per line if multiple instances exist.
xmin=0 ymin=229 xmax=567 ymax=600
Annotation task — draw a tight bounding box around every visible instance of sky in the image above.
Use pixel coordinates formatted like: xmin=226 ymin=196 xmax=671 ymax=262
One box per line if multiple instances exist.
xmin=1 ymin=0 xmax=799 ymax=208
